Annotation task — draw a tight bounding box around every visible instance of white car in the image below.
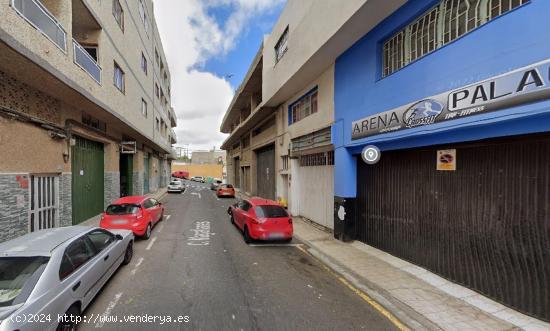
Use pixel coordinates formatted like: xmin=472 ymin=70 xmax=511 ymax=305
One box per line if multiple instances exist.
xmin=167 ymin=180 xmax=185 ymax=193
xmin=190 ymin=176 xmax=205 ymax=183
xmin=0 ymin=226 xmax=133 ymax=331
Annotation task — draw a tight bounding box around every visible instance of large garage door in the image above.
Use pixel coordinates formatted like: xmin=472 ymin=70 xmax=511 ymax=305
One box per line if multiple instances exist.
xmin=357 ymin=135 xmax=550 ymax=321
xmin=72 ymin=136 xmax=104 ymax=225
xmin=256 ymin=144 xmax=275 ymax=200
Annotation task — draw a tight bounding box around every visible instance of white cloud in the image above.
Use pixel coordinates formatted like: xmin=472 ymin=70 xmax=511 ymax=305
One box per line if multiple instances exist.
xmin=153 ymin=0 xmax=285 ymax=151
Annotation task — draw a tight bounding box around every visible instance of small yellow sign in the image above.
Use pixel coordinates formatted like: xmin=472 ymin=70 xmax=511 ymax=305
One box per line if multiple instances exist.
xmin=437 ymin=149 xmax=456 ymax=171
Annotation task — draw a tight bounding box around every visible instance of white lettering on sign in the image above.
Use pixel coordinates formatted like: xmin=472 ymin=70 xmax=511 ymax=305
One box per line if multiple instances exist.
xmin=187 ymin=221 xmax=212 ymax=246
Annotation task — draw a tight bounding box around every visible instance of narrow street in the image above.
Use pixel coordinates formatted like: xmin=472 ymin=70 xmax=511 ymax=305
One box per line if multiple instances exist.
xmin=79 ymin=182 xmax=397 ymax=331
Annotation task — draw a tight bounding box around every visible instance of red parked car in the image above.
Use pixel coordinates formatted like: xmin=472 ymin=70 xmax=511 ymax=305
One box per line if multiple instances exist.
xmin=172 ymin=171 xmax=189 ymax=179
xmin=100 ymin=196 xmax=164 ymax=239
xmin=228 ymin=198 xmax=293 ymax=243
xmin=217 ymin=184 xmax=235 ymax=198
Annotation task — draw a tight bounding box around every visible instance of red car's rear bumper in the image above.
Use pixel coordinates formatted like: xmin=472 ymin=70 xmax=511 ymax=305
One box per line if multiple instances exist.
xmin=100 ymin=220 xmax=148 ymax=236
xmin=248 ymin=224 xmax=293 ymax=241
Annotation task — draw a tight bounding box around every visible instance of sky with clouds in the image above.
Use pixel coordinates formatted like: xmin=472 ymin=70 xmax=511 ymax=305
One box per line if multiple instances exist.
xmin=153 ymin=0 xmax=286 ymax=151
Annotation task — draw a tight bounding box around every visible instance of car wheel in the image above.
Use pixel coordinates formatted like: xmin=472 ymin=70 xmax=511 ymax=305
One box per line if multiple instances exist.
xmin=143 ymin=224 xmax=152 ymax=240
xmin=244 ymin=227 xmax=252 ymax=244
xmin=230 ymin=214 xmax=235 ymax=225
xmin=122 ymin=242 xmax=133 ymax=265
xmin=57 ymin=305 xmax=80 ymax=331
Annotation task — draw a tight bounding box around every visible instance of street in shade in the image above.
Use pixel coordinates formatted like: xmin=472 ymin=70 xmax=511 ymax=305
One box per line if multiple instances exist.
xmin=0 ymin=181 xmax=398 ymax=331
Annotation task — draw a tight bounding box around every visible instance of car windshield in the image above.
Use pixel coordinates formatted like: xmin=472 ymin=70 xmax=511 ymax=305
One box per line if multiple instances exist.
xmin=254 ymin=205 xmax=288 ymax=218
xmin=170 ymin=181 xmax=180 ymax=185
xmin=106 ymin=204 xmax=140 ymax=215
xmin=0 ymin=257 xmax=49 ymax=307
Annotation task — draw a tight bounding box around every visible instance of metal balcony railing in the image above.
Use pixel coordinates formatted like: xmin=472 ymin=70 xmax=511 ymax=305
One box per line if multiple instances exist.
xmin=73 ymin=39 xmax=101 ymax=83
xmin=11 ymin=0 xmax=67 ymax=51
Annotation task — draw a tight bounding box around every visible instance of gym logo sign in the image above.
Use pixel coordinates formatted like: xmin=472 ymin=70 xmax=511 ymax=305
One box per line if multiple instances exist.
xmin=352 ymin=58 xmax=550 ymax=140
xmin=403 ymin=100 xmax=444 ymax=128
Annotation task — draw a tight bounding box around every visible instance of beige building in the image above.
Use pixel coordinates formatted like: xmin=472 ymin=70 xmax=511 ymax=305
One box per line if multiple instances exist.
xmin=0 ymin=0 xmax=177 ymax=242
xmin=220 ymin=0 xmax=404 ymax=229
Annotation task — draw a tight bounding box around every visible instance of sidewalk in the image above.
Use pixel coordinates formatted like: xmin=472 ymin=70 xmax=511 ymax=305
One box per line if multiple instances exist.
xmin=293 ymin=217 xmax=550 ymax=331
xmin=80 ymin=188 xmax=168 ymax=227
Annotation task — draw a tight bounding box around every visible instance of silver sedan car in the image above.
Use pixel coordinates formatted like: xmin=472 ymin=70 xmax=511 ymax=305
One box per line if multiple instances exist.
xmin=0 ymin=226 xmax=133 ymax=331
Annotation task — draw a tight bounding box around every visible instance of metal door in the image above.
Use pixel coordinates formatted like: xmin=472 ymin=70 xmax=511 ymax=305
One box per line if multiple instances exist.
xmin=144 ymin=154 xmax=150 ymax=194
xmin=356 ymin=135 xmax=550 ymax=321
xmin=29 ymin=175 xmax=59 ymax=231
xmin=71 ymin=137 xmax=104 ymax=225
xmin=256 ymin=144 xmax=275 ymax=200
xmin=119 ymin=154 xmax=133 ymax=197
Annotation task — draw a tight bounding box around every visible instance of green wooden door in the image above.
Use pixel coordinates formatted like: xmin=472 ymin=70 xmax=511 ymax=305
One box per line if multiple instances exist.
xmin=144 ymin=154 xmax=150 ymax=194
xmin=72 ymin=137 xmax=104 ymax=225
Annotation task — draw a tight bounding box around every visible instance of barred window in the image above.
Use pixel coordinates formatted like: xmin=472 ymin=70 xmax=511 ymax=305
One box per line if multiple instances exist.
xmin=383 ymin=0 xmax=530 ymax=77
xmin=299 ymin=151 xmax=334 ymax=167
xmin=281 ymin=155 xmax=289 ymax=171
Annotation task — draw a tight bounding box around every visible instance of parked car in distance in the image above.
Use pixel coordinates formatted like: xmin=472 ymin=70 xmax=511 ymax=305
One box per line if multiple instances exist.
xmin=217 ymin=184 xmax=235 ymax=198
xmin=168 ymin=180 xmax=185 ymax=193
xmin=172 ymin=171 xmax=189 ymax=180
xmin=228 ymin=198 xmax=293 ymax=243
xmin=100 ymin=196 xmax=164 ymax=239
xmin=191 ymin=176 xmax=205 ymax=183
xmin=210 ymin=179 xmax=223 ymax=190
xmin=0 ymin=226 xmax=133 ymax=331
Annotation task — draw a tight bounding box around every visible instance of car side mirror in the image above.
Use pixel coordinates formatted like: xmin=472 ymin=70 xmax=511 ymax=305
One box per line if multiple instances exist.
xmin=115 ymin=234 xmax=123 ymax=241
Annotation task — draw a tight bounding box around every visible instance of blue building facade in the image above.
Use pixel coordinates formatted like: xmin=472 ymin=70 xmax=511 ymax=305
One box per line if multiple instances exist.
xmin=332 ymin=0 xmax=549 ymax=321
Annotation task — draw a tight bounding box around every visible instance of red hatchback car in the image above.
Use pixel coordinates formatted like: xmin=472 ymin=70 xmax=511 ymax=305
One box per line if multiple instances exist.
xmin=100 ymin=196 xmax=164 ymax=239
xmin=228 ymin=198 xmax=293 ymax=243
xmin=217 ymin=184 xmax=235 ymax=198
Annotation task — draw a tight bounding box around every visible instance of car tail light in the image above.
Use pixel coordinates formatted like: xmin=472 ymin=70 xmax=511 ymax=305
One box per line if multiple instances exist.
xmin=100 ymin=212 xmax=106 ymax=220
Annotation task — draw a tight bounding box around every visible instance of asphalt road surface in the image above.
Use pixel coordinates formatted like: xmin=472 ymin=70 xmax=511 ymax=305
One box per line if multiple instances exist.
xmin=79 ymin=181 xmax=398 ymax=331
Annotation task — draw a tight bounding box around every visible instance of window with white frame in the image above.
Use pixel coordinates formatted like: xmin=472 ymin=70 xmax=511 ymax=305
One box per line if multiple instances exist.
xmin=138 ymin=0 xmax=149 ymax=34
xmin=275 ymin=26 xmax=289 ymax=63
xmin=289 ymin=87 xmax=318 ymax=125
xmin=383 ymin=0 xmax=530 ymax=77
xmin=112 ymin=0 xmax=124 ymax=31
xmin=29 ymin=175 xmax=59 ymax=232
xmin=141 ymin=99 xmax=147 ymax=117
xmin=114 ymin=61 xmax=125 ymax=92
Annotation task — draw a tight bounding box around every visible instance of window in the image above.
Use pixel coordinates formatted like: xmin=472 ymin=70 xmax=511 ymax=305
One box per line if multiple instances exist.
xmin=289 ymin=88 xmax=318 ymax=125
xmin=86 ymin=230 xmax=115 ymax=252
xmin=106 ymin=204 xmax=140 ymax=215
xmin=141 ymin=99 xmax=148 ymax=117
xmin=238 ymin=200 xmax=252 ymax=212
xmin=383 ymin=0 xmax=530 ymax=77
xmin=299 ymin=151 xmax=335 ymax=167
xmin=60 ymin=238 xmax=95 ymax=280
xmin=155 ymin=118 xmax=160 ymax=131
xmin=114 ymin=62 xmax=125 ymax=92
xmin=29 ymin=175 xmax=59 ymax=232
xmin=275 ymin=26 xmax=289 ymax=62
xmin=155 ymin=49 xmax=159 ymax=66
xmin=0 ymin=256 xmax=49 ymax=306
xmin=155 ymin=83 xmax=159 ymax=98
xmin=254 ymin=205 xmax=288 ymax=218
xmin=141 ymin=52 xmax=148 ymax=75
xmin=112 ymin=0 xmax=124 ymax=31
xmin=138 ymin=0 xmax=149 ymax=34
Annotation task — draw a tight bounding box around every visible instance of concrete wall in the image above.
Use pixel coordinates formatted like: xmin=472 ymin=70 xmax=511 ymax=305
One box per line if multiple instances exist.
xmin=0 ymin=0 xmax=174 ymax=153
xmin=172 ymin=164 xmax=223 ymax=180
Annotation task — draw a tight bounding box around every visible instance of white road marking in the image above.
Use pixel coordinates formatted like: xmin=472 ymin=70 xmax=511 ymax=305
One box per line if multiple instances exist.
xmin=146 ymin=237 xmax=157 ymax=250
xmin=191 ymin=192 xmax=202 ymax=199
xmin=165 ymin=215 xmax=171 ymax=221
xmin=95 ymin=292 xmax=123 ymax=328
xmin=130 ymin=257 xmax=144 ymax=276
xmin=158 ymin=223 xmax=165 ymax=233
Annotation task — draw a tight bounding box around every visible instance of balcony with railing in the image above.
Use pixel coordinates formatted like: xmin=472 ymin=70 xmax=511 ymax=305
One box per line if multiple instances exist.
xmin=72 ymin=0 xmax=102 ymax=84
xmin=73 ymin=39 xmax=101 ymax=83
xmin=11 ymin=0 xmax=67 ymax=51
